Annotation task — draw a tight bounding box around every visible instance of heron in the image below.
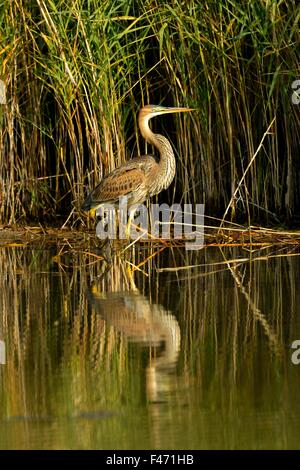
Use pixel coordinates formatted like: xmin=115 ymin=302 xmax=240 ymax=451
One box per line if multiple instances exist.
xmin=81 ymin=104 xmax=194 ymax=236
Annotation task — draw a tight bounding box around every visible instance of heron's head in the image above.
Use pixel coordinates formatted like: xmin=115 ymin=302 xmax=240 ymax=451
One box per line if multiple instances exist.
xmin=139 ymin=104 xmax=194 ymax=121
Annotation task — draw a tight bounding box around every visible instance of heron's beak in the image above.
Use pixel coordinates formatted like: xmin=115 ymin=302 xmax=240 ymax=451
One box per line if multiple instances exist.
xmin=161 ymin=106 xmax=195 ymax=114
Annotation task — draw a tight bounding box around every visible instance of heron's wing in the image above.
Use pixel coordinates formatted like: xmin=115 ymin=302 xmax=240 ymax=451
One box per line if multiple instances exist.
xmin=82 ymin=156 xmax=155 ymax=210
xmin=94 ymin=167 xmax=144 ymax=203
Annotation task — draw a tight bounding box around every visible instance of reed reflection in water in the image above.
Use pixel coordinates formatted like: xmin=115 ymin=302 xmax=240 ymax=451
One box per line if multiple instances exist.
xmin=0 ymin=243 xmax=300 ymax=449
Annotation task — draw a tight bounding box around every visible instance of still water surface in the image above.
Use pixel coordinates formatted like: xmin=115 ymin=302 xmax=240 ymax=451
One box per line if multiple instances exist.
xmin=0 ymin=241 xmax=300 ymax=449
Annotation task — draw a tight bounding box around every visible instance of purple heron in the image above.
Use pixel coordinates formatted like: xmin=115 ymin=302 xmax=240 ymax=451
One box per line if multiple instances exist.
xmin=82 ymin=104 xmax=194 ymax=235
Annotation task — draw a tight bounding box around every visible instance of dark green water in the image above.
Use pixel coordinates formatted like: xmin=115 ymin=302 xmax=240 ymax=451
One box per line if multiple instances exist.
xmin=0 ymin=242 xmax=300 ymax=449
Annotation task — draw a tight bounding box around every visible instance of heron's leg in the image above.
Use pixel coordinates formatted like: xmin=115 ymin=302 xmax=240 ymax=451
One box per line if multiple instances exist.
xmin=125 ymin=207 xmax=136 ymax=239
xmin=126 ymin=265 xmax=138 ymax=291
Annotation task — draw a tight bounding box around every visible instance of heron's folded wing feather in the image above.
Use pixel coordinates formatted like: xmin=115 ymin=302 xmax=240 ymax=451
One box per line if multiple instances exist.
xmin=89 ymin=166 xmax=145 ymax=205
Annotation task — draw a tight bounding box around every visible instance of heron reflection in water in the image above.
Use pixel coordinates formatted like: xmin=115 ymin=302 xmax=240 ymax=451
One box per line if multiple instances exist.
xmin=88 ymin=285 xmax=181 ymax=403
xmin=82 ymin=104 xmax=194 ymax=237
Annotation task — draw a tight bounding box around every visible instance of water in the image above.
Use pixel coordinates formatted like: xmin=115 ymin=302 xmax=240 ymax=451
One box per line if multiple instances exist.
xmin=0 ymin=239 xmax=300 ymax=449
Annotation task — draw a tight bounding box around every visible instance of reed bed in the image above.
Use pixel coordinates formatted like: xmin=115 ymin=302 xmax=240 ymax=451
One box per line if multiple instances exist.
xmin=0 ymin=0 xmax=299 ymax=226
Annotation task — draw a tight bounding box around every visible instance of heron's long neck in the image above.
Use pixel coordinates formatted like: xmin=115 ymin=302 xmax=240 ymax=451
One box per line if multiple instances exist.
xmin=139 ymin=117 xmax=176 ymax=191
